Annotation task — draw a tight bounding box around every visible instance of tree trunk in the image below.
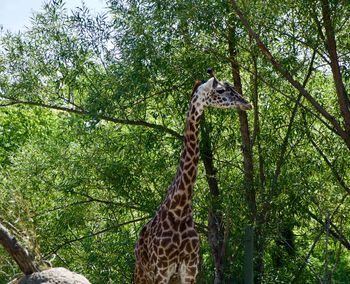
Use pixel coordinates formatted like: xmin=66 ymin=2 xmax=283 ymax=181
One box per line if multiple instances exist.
xmin=250 ymin=42 xmax=266 ymax=283
xmin=244 ymin=226 xmax=254 ymax=284
xmin=200 ymin=114 xmax=226 ymax=284
xmin=320 ymin=0 xmax=350 ymax=134
xmin=227 ymin=18 xmax=256 ymax=284
xmin=0 ymin=222 xmax=41 ymax=275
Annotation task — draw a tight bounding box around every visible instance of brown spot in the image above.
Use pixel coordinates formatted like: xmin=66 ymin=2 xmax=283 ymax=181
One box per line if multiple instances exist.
xmin=160 ymin=210 xmax=167 ymax=221
xmin=188 ymin=166 xmax=195 ymax=177
xmin=180 ymin=221 xmax=186 ymax=232
xmin=184 ymin=229 xmax=197 ymax=238
xmin=178 ymin=181 xmax=186 ymax=191
xmin=169 ymin=250 xmax=178 ymax=260
xmin=189 ymin=123 xmax=195 ymax=132
xmin=154 ymin=238 xmax=160 ymax=246
xmin=165 ymin=243 xmax=177 ymax=254
xmin=159 ymin=262 xmax=168 ymax=268
xmin=173 ymin=233 xmax=180 ymax=245
xmin=163 ymin=220 xmax=170 ymax=230
xmin=168 ymin=211 xmax=175 ymax=224
xmin=182 ymin=207 xmax=190 ymax=218
xmin=141 ymin=251 xmax=148 ymax=261
xmin=151 ymin=252 xmax=157 ymax=262
xmin=189 ymin=142 xmax=196 ymax=150
xmin=183 ymin=173 xmax=190 ymax=184
xmin=185 ymin=242 xmax=192 ymax=252
xmin=168 ymin=212 xmax=180 ymax=230
xmin=195 ymin=147 xmax=199 ymax=154
xmin=179 ymin=241 xmax=186 ymax=251
xmin=162 ymin=230 xmax=173 ymax=238
xmin=180 ymin=194 xmax=187 ymax=207
xmin=191 ymin=239 xmax=199 ymax=250
xmin=183 ymin=205 xmax=190 ymax=217
xmin=188 ymin=134 xmax=196 ymax=141
xmin=161 ymin=238 xmax=171 ymax=247
xmin=184 ymin=161 xmax=192 ymax=171
xmin=187 ymin=266 xmax=197 ymax=274
xmin=187 ymin=147 xmax=194 ymax=157
xmin=170 ymin=195 xmax=180 ymax=209
xmin=164 ymin=198 xmax=171 ymax=209
xmin=174 ymin=208 xmax=182 ymax=217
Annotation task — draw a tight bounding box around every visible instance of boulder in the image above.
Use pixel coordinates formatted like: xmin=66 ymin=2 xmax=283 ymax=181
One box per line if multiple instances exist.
xmin=17 ymin=267 xmax=91 ymax=284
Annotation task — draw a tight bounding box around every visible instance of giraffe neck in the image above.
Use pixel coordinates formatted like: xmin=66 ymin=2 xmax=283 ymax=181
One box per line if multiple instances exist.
xmin=162 ymin=95 xmax=204 ymax=217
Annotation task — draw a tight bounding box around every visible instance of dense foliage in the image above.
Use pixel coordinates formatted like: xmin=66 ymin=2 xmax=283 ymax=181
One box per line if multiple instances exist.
xmin=0 ymin=0 xmax=349 ymax=283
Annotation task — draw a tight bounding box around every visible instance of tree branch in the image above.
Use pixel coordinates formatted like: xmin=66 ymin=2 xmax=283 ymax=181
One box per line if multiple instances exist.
xmin=307 ymin=210 xmax=350 ymax=250
xmin=0 ymin=98 xmax=183 ymax=140
xmin=46 ymin=217 xmax=149 ymax=257
xmin=273 ymin=50 xmax=317 ymax=186
xmin=230 ymin=0 xmax=350 ymax=150
xmin=203 ymin=42 xmax=339 ymax=142
xmin=320 ymin=0 xmax=350 ymax=133
xmin=0 ymin=222 xmax=41 ymax=275
xmin=305 ymin=127 xmax=350 ymax=195
xmin=291 ymin=227 xmax=324 ymax=284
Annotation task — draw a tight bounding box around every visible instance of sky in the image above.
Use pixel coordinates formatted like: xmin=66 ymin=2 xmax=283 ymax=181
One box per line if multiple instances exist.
xmin=0 ymin=0 xmax=108 ymax=33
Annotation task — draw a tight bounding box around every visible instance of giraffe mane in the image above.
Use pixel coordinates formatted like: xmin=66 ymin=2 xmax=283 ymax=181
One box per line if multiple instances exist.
xmin=191 ymin=80 xmax=203 ymax=97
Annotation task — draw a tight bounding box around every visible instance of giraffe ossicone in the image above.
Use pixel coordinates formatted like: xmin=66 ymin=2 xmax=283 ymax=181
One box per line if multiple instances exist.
xmin=134 ymin=76 xmax=252 ymax=284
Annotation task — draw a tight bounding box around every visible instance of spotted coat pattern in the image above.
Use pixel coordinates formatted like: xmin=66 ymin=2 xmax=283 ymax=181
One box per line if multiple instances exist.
xmin=134 ymin=77 xmax=252 ymax=284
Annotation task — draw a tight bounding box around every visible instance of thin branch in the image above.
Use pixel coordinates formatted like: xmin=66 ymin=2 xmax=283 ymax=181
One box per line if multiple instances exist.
xmin=306 ymin=129 xmax=350 ymax=195
xmin=32 ymin=198 xmax=142 ymax=219
xmin=46 ymin=216 xmax=149 ymax=257
xmin=273 ymin=49 xmax=316 ymax=187
xmin=63 ymin=189 xmax=143 ymax=211
xmin=230 ymin=0 xmax=350 ymax=149
xmin=330 ymin=222 xmax=343 ymax=278
xmin=291 ymin=227 xmax=324 ymax=283
xmin=0 ymin=97 xmax=183 ymax=140
xmin=324 ymin=210 xmax=330 ymax=283
xmin=203 ymin=45 xmax=338 ymax=136
xmin=0 ymin=101 xmax=20 ymax=107
xmin=307 ymin=210 xmax=350 ymax=250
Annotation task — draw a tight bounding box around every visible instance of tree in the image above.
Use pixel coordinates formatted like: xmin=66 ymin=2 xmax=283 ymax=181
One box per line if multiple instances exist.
xmin=1 ymin=0 xmax=349 ymax=283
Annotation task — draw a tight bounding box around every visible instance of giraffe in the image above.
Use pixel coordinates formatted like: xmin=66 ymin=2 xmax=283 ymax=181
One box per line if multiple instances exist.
xmin=134 ymin=75 xmax=252 ymax=284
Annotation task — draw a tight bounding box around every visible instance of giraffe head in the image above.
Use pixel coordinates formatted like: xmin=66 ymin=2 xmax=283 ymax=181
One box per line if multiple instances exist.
xmin=192 ymin=77 xmax=253 ymax=111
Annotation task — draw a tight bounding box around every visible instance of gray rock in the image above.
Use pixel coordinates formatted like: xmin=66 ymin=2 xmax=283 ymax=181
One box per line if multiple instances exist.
xmin=17 ymin=268 xmax=91 ymax=284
